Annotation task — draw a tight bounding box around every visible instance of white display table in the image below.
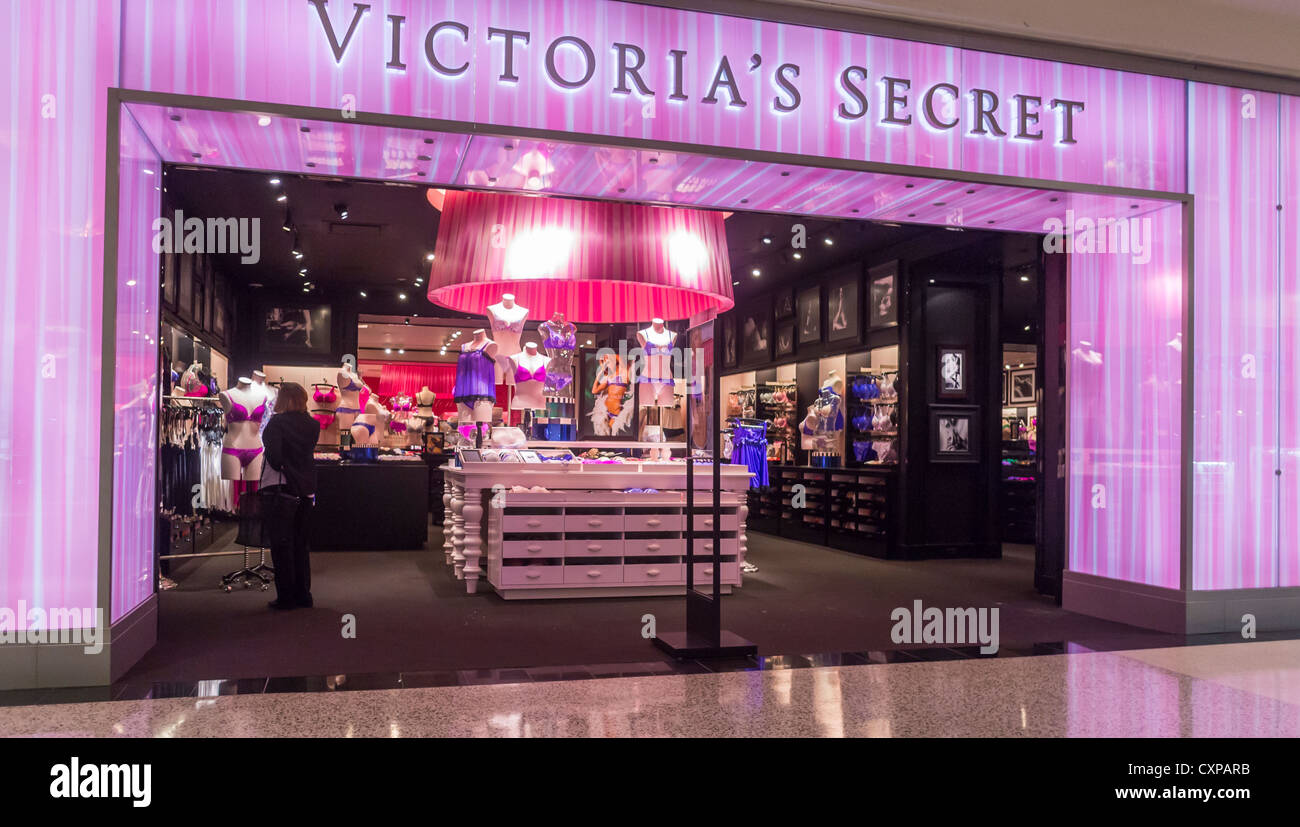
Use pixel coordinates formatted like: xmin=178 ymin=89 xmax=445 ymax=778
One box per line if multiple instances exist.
xmin=441 ymin=462 xmax=752 ymax=598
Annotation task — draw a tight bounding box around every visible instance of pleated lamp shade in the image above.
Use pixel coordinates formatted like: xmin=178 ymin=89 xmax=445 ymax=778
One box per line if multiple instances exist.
xmin=427 ymin=190 xmax=734 ymax=323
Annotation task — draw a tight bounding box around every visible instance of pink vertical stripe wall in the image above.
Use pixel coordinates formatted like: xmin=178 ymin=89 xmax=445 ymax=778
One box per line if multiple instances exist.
xmin=111 ymin=111 xmax=163 ymax=622
xmin=1280 ymin=94 xmax=1300 ymax=589
xmin=0 ymin=1 xmax=119 ymax=626
xmin=1068 ymin=206 xmax=1184 ymax=588
xmin=1189 ymin=85 xmax=1281 ymax=590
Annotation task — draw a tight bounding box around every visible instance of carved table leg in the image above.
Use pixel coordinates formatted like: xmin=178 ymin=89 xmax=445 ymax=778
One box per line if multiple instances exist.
xmin=442 ymin=487 xmax=454 ymax=565
xmin=462 ymin=490 xmax=483 ymax=594
xmin=451 ymin=482 xmax=466 ymax=580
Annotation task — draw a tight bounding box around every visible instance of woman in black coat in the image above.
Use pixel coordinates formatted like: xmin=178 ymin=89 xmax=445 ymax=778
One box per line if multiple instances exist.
xmin=259 ymin=382 xmax=320 ymax=609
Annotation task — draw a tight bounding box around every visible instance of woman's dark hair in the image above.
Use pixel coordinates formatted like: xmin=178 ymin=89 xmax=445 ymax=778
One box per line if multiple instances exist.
xmin=277 ymin=382 xmax=308 ymax=413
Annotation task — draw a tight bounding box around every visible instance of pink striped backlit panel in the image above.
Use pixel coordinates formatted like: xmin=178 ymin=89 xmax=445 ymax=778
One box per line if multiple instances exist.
xmin=1189 ymin=84 xmax=1281 ymax=590
xmin=1068 ymin=205 xmax=1184 ymax=589
xmin=1280 ymin=94 xmax=1300 ymax=588
xmin=427 ymin=190 xmax=733 ymax=322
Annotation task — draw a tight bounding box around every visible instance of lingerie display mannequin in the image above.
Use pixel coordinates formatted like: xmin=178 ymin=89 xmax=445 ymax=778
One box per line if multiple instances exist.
xmin=179 ymin=363 xmax=208 ymax=398
xmin=637 ymin=320 xmax=676 ymax=459
xmin=336 ymin=360 xmax=366 ymax=433
xmin=537 ymin=312 xmax=577 ymax=398
xmin=219 ymin=377 xmax=268 ymax=480
xmin=310 ymin=378 xmax=340 ymax=443
xmin=389 ymin=391 xmax=415 ymax=441
xmin=415 ymin=385 xmax=438 ymax=431
xmin=509 ymin=343 xmax=550 ymax=413
xmin=351 ymin=393 xmax=387 ymax=446
xmin=486 ymin=294 xmax=529 ymax=384
xmin=801 ymin=372 xmax=845 ymax=454
xmin=454 ymin=330 xmax=498 ymax=444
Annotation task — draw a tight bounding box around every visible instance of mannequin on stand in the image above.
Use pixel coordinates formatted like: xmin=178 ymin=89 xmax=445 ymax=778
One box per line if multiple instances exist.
xmin=336 ymin=360 xmax=365 ymax=434
xmin=454 ymin=329 xmax=498 ymax=447
xmin=538 ymin=312 xmax=577 ymax=398
xmin=637 ymin=319 xmax=676 ymax=460
xmin=219 ymin=377 xmax=269 ymax=480
xmin=351 ymin=392 xmax=387 ymax=446
xmin=486 ymin=294 xmax=529 ymax=387
xmin=414 ymin=385 xmax=438 ymax=434
xmin=509 ymin=343 xmax=550 ymax=434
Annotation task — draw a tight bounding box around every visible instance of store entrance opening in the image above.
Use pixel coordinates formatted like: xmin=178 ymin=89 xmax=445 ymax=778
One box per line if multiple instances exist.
xmin=110 ymin=96 xmax=1187 ymax=685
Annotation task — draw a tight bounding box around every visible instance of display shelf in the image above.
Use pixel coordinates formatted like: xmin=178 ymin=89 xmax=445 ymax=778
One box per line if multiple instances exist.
xmin=747 ymin=464 xmax=898 ymax=556
xmin=1000 ymin=439 xmax=1037 ymax=544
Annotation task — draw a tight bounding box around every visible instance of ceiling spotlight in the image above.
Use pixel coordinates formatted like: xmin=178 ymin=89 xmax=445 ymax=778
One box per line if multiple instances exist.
xmin=733 ymin=280 xmax=740 ymax=286
xmin=1020 ymin=275 xmax=1030 ymax=282
xmin=425 ymin=252 xmax=435 ymax=261
xmin=385 ymin=348 xmax=392 ymax=354
xmin=751 ymin=268 xmax=761 ymax=277
xmin=359 ymin=290 xmax=367 ymax=298
xmin=334 ymin=203 xmax=349 ymax=220
xmin=258 ymin=115 xmax=272 ymax=127
xmin=276 ymin=193 xmax=287 ymax=203
xmin=269 ymin=177 xmax=281 ymax=185
xmin=282 ymin=211 xmax=293 ymax=232
xmin=823 ymin=237 xmax=833 ymax=246
xmin=398 ymin=293 xmax=408 ymax=300
xmin=1024 ymin=325 xmax=1031 ymax=331
xmin=298 ymin=268 xmax=307 ymax=276
xmin=398 ymin=348 xmax=405 ymax=354
xmin=1018 ymin=362 xmax=1025 ymax=368
xmin=404 ymin=318 xmax=411 ymax=325
xmin=586 ymin=339 xmax=593 ymax=346
xmin=792 ymin=252 xmax=802 ymax=260
xmin=762 ymin=235 xmax=772 ymax=245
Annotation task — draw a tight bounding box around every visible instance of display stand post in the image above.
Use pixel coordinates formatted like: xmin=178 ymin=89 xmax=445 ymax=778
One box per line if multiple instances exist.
xmin=654 ymin=319 xmax=757 ymax=659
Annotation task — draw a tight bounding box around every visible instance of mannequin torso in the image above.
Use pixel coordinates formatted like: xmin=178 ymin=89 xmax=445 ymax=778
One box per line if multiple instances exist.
xmin=509 ymin=347 xmax=550 ymax=410
xmin=486 ymin=298 xmax=529 ymax=383
xmin=637 ymin=323 xmax=677 ymax=408
xmin=219 ymin=379 xmax=269 ymax=479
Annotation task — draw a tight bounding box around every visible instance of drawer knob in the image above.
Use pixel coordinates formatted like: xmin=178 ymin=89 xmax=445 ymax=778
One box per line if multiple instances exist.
xmin=702 ymin=567 xmax=714 ymax=576
xmin=526 ymin=571 xmax=541 ymax=579
xmin=527 ymin=545 xmax=542 ymax=552
xmin=587 ymin=519 xmax=602 ymax=527
xmin=647 ymin=568 xmax=661 ymax=577
xmin=703 ymin=519 xmax=714 ymax=526
xmin=526 ymin=519 xmax=542 ymax=527
xmin=586 ymin=570 xmax=602 ymax=578
xmin=646 ymin=519 xmax=661 ymax=527
xmin=587 ymin=544 xmax=601 ymax=552
xmin=646 ymin=543 xmax=661 ymax=551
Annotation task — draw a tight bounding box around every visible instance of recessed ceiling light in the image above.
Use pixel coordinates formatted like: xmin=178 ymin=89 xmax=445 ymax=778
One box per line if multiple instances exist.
xmin=359 ymin=290 xmax=367 ymax=297
xmin=398 ymin=348 xmax=405 ymax=354
xmin=385 ymin=348 xmax=392 ymax=354
xmin=398 ymin=293 xmax=408 ymax=300
xmin=269 ymin=177 xmax=280 ymax=185
xmin=1020 ymin=275 xmax=1030 ymax=282
xmin=1024 ymin=325 xmax=1031 ymax=331
xmin=751 ymin=268 xmax=761 ymax=277
xmin=426 ymin=252 xmax=435 ymax=261
xmin=823 ymin=237 xmax=833 ymax=246
xmin=1005 ymin=364 xmax=1011 ymax=369
xmin=733 ymin=280 xmax=740 ymax=286
xmin=586 ymin=339 xmax=593 ymax=346
xmin=258 ymin=115 xmax=272 ymax=127
xmin=1018 ymin=362 xmax=1025 ymax=367
xmin=792 ymin=252 xmax=802 ymax=260
xmin=334 ymin=202 xmax=349 ymax=220
xmin=276 ymin=193 xmax=287 ymax=202
xmin=762 ymin=235 xmax=772 ymax=245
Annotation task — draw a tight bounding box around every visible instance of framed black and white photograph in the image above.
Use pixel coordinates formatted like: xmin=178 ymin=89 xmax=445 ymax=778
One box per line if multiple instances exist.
xmin=774 ymin=321 xmax=795 ymax=358
xmin=868 ymin=261 xmax=899 ymax=330
xmin=211 ymin=272 xmax=227 ymax=340
xmin=936 ymin=346 xmax=967 ymax=400
xmin=1002 ymin=369 xmax=1011 ymax=406
xmin=797 ymin=285 xmax=821 ymax=345
xmin=774 ymin=289 xmax=795 ymax=319
xmin=1010 ymin=367 xmax=1037 ymax=405
xmin=161 ymin=252 xmax=178 ymax=311
xmin=578 ymin=348 xmax=638 ymax=440
xmin=740 ymin=295 xmax=772 ymax=365
xmin=259 ymin=303 xmax=332 ymax=354
xmin=825 ymin=268 xmax=861 ymax=342
xmin=722 ymin=314 xmax=738 ymax=368
xmin=930 ymin=405 xmax=979 ymax=463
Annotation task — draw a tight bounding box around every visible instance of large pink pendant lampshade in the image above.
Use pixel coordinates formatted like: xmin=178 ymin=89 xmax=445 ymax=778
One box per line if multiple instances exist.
xmin=427 ymin=190 xmax=734 ymax=323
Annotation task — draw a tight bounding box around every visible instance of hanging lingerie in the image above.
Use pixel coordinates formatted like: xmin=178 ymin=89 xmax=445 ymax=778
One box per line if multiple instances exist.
xmin=312 ymin=412 xmax=336 ymax=429
xmin=453 ymin=344 xmax=497 ymax=405
xmin=313 ymin=387 xmax=338 ymax=404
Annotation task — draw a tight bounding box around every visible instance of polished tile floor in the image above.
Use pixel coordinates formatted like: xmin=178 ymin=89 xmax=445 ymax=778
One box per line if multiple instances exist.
xmin=3 ymin=640 xmax=1298 ymax=737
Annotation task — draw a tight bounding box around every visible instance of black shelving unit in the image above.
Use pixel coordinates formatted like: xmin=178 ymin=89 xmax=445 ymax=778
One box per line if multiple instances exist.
xmin=1000 ymin=439 xmax=1036 ymax=543
xmin=748 ymin=465 xmax=899 ymax=557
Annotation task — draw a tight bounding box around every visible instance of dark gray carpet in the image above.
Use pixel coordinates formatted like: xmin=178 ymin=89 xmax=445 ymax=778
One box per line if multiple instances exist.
xmin=123 ymin=525 xmax=1173 ymax=683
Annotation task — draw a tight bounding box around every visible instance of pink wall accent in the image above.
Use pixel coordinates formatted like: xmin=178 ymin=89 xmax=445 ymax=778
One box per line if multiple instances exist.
xmin=111 ymin=111 xmax=163 ymax=622
xmin=428 ymin=190 xmax=733 ymax=322
xmin=1068 ymin=205 xmax=1184 ymax=588
xmin=1189 ymin=85 xmax=1281 ymax=590
xmin=120 ymin=0 xmax=1184 ymax=191
xmin=1280 ymin=94 xmax=1300 ymax=588
xmin=0 ymin=0 xmax=119 ymax=626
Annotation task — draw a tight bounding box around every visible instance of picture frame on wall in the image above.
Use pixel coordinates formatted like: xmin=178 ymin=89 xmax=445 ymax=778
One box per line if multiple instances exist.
xmin=825 ymin=267 xmax=861 ymax=343
xmin=740 ymin=295 xmax=772 ymax=365
xmin=930 ymin=405 xmax=979 ymax=463
xmin=867 ymin=261 xmax=899 ymax=331
xmin=577 ymin=348 xmax=638 ymax=440
xmin=258 ymin=303 xmax=333 ymax=355
xmin=796 ymin=285 xmax=821 ymax=345
xmin=774 ymin=289 xmax=795 ymax=319
xmin=1002 ymin=369 xmax=1010 ymax=406
xmin=936 ymin=346 xmax=968 ymax=400
xmin=1010 ymin=367 xmax=1037 ymax=405
xmin=722 ymin=314 xmax=738 ymax=368
xmin=774 ymin=321 xmax=795 ymax=358
xmin=161 ymin=252 xmax=178 ymax=311
xmin=211 ymin=272 xmax=227 ymax=340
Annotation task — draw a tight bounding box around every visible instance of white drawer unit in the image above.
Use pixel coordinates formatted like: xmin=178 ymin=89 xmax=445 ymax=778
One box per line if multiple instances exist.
xmin=502 ymin=513 xmax=565 ymax=534
xmin=624 ymin=563 xmax=686 ymax=584
xmin=564 ymin=538 xmax=625 ymax=557
xmin=564 ymin=564 xmax=623 ymax=585
xmin=692 ymin=512 xmax=739 ymax=532
xmin=500 ymin=564 xmax=565 ymax=587
xmin=624 ymin=538 xmax=685 ymax=557
xmin=564 ymin=513 xmax=623 ymax=533
xmin=625 ymin=512 xmax=684 ymax=532
xmin=502 ymin=540 xmax=566 ymax=559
